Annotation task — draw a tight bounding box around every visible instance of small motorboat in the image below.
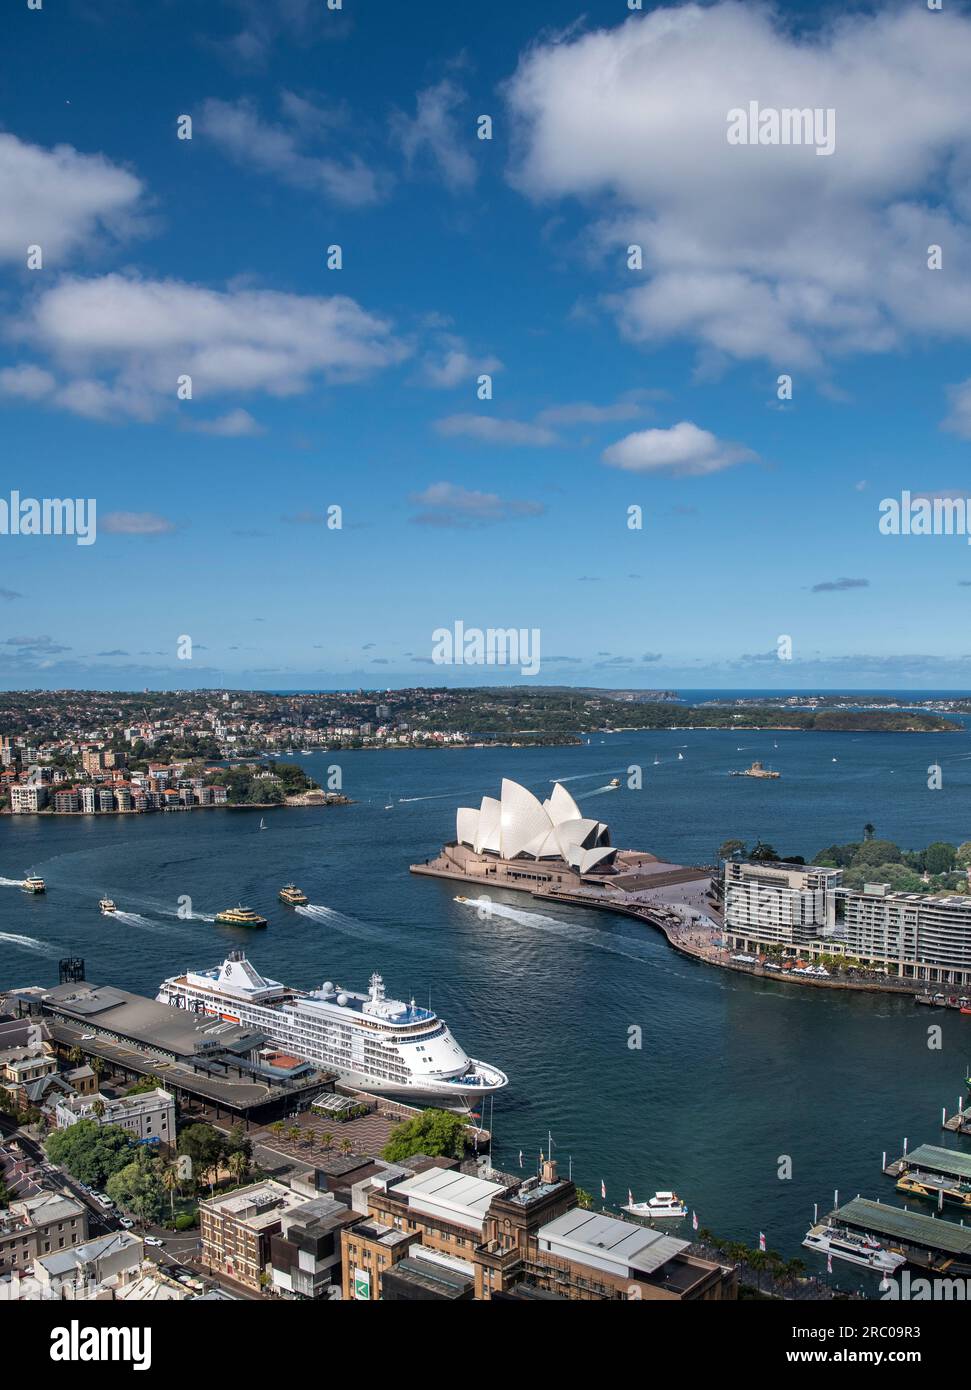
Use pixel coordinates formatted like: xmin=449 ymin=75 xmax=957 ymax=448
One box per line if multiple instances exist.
xmin=454 ymin=895 xmax=470 ymax=904
xmin=608 ymin=777 xmax=621 ymax=788
xmin=623 ymin=1190 xmax=688 ymax=1220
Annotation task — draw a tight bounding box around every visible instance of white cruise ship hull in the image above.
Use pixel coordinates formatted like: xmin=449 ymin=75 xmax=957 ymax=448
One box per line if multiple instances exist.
xmin=156 ymin=950 xmax=508 ymax=1104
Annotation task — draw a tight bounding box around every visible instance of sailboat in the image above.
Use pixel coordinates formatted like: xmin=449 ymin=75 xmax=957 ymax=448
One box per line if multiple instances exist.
xmin=258 ymin=817 xmax=267 ymax=830
xmin=677 ymin=752 xmax=684 ymax=761
xmin=653 ymin=755 xmax=660 ymax=766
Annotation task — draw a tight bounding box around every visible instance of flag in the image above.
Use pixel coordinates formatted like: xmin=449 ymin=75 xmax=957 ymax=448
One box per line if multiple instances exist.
xmin=601 ymin=1178 xmax=606 ymax=1201
xmin=758 ymin=1231 xmax=766 ymax=1252
xmin=627 ymin=1188 xmax=633 ymax=1206
xmin=827 ymin=1253 xmax=833 ymax=1274
xmin=692 ymin=1210 xmax=698 ymax=1231
xmin=518 ymin=1150 xmax=523 ymax=1169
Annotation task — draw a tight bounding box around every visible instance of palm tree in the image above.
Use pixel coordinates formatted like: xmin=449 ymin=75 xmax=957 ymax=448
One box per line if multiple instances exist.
xmin=304 ymin=1130 xmax=317 ymax=1153
xmin=159 ymin=1162 xmax=180 ymax=1221
xmin=92 ymin=1098 xmax=106 ymax=1119
xmin=319 ymin=1132 xmax=334 ymax=1153
xmin=68 ymin=1046 xmax=83 ymax=1066
xmin=227 ymin=1149 xmax=250 ymax=1185
xmin=287 ymin=1124 xmax=300 ymax=1145
xmin=269 ymin=1120 xmax=285 ymax=1137
xmin=338 ymin=1137 xmax=353 ymax=1156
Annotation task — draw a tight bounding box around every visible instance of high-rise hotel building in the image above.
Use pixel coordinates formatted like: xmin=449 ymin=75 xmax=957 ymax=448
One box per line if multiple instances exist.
xmin=724 ymin=861 xmax=971 ymax=988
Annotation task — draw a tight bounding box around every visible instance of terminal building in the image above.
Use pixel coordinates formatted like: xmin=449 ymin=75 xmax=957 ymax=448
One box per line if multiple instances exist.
xmin=3 ymin=968 xmax=333 ymax=1123
xmin=724 ymin=861 xmax=971 ymax=987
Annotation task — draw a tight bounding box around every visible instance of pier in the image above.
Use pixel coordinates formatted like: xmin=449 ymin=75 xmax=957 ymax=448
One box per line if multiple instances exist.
xmin=943 ymin=1098 xmax=971 ymax=1136
xmin=882 ymin=1143 xmax=971 ymax=1210
xmin=830 ymin=1197 xmax=971 ymax=1273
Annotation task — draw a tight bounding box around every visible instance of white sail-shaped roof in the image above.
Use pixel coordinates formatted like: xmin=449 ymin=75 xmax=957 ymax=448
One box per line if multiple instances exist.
xmin=453 ymin=777 xmax=616 ymax=872
xmin=475 ymin=796 xmax=501 ymax=854
xmin=456 ymin=807 xmax=479 ymax=848
xmin=548 ymin=782 xmax=583 ymax=826
xmin=500 ymin=778 xmax=551 ymax=859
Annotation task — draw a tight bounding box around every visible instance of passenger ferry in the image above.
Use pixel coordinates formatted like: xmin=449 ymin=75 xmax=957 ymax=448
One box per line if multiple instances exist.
xmin=21 ymin=876 xmax=45 ymax=895
xmin=214 ymin=905 xmax=268 ymax=928
xmin=99 ymin=897 xmax=118 ymax=915
xmin=156 ymin=949 xmax=508 ymax=1103
xmin=279 ymin=884 xmax=309 ymax=906
xmin=802 ymin=1222 xmax=906 ymax=1273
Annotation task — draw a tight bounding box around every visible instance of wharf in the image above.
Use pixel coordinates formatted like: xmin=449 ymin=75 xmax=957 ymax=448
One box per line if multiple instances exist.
xmin=943 ymin=1100 xmax=971 ymax=1136
xmin=831 ymin=1197 xmax=971 ymax=1272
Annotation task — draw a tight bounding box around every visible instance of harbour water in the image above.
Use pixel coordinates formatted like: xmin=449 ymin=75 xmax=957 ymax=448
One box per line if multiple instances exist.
xmin=2 ymin=720 xmax=971 ymax=1286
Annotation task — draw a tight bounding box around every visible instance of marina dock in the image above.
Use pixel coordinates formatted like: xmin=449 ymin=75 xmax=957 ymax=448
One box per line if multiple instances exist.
xmin=882 ymin=1143 xmax=971 ymax=1209
xmin=943 ymin=1099 xmax=971 ymax=1136
xmin=830 ymin=1197 xmax=971 ymax=1272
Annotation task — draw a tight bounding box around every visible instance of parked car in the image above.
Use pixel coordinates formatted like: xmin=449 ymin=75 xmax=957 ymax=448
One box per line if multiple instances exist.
xmin=118 ymin=1217 xmax=134 ymax=1229
xmin=144 ymin=1236 xmax=164 ymax=1248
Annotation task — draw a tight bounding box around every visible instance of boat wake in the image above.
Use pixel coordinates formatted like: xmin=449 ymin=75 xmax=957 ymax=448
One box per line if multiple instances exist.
xmin=454 ymin=897 xmax=662 ymax=966
xmin=0 ymin=877 xmax=26 ymax=887
xmin=579 ymin=783 xmax=619 ymax=799
xmin=295 ymin=903 xmax=392 ymax=941
xmin=0 ymin=930 xmax=55 ymax=956
xmin=110 ymin=911 xmax=160 ymax=929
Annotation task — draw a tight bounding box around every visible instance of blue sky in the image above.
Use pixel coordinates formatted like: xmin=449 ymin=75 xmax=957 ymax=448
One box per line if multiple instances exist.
xmin=3 ymin=0 xmax=971 ymax=691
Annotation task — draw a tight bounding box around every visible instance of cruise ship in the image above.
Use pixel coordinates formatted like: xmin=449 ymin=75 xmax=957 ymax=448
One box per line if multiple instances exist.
xmin=156 ymin=950 xmax=508 ymax=1104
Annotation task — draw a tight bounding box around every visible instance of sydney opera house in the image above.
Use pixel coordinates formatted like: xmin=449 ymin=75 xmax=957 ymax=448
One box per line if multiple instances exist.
xmin=408 ymin=776 xmax=666 ymax=896
xmin=456 ymin=778 xmax=617 ymax=875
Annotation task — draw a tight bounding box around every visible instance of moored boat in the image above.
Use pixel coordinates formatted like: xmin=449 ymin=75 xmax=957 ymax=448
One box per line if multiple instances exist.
xmin=802 ymin=1222 xmax=906 ymax=1273
xmin=623 ymin=1190 xmax=687 ymax=1220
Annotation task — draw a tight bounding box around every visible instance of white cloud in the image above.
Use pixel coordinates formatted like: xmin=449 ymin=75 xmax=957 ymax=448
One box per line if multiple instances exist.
xmin=602 ymin=421 xmax=754 ymax=476
xmin=506 ymin=3 xmax=971 ymax=369
xmin=0 ymin=364 xmax=56 ymax=400
xmin=101 ymin=512 xmax=177 ymax=536
xmin=434 ymin=414 xmax=558 ymax=446
xmin=391 ymin=79 xmax=477 ymax=191
xmin=419 ymin=336 xmax=503 ymax=388
xmin=943 ymin=379 xmax=971 ymax=439
xmin=189 ymin=408 xmax=265 ymax=437
xmin=12 ymin=273 xmax=408 ymax=421
xmin=409 ymin=481 xmax=544 ymax=526
xmin=200 ymin=96 xmax=382 ymax=206
xmin=0 ymin=132 xmax=145 ymax=265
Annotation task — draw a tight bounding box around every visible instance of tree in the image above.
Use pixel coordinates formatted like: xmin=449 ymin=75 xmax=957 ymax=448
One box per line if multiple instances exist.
xmin=924 ymin=841 xmax=957 ymax=876
xmin=159 ymin=1162 xmax=180 ymax=1220
xmin=106 ymin=1152 xmax=166 ymax=1227
xmin=227 ymin=1149 xmax=250 ymax=1185
xmin=851 ymin=837 xmax=903 ymax=868
xmin=575 ymin=1187 xmax=593 ymax=1210
xmin=92 ymin=1099 xmax=106 ymax=1119
xmin=717 ymin=839 xmax=746 ymax=862
xmin=45 ymin=1120 xmax=135 ymax=1188
xmin=748 ymin=840 xmax=779 ymax=863
xmin=177 ymin=1123 xmax=225 ymax=1191
xmin=320 ymin=1132 xmax=333 ymax=1152
xmin=338 ymin=1137 xmax=353 ymax=1156
xmin=381 ymin=1109 xmax=467 ymax=1163
xmin=287 ymin=1125 xmax=301 ymax=1145
xmin=955 ymin=841 xmax=971 ymax=869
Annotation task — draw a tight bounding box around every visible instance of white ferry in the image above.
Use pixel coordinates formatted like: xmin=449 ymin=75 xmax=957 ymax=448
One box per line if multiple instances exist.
xmin=802 ymin=1222 xmax=906 ymax=1274
xmin=156 ymin=949 xmax=508 ymax=1104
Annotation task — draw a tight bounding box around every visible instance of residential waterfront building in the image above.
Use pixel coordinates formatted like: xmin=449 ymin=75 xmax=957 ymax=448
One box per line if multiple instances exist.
xmin=724 ymin=861 xmax=971 ymax=986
